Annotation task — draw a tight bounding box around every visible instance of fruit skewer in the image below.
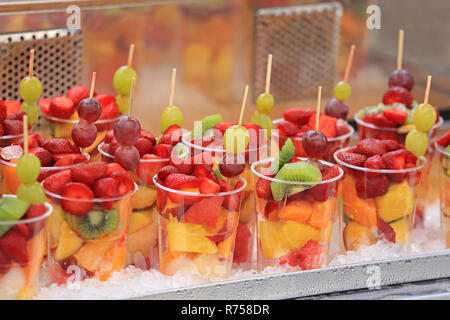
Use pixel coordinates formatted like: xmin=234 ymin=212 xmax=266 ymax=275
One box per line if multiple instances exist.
xmin=20 ymin=49 xmax=42 ymax=125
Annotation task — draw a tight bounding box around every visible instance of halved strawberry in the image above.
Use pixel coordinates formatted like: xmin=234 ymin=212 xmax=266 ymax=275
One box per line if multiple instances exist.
xmin=4 ymin=101 xmax=21 ymax=115
xmin=181 ymin=196 xmax=224 ymax=227
xmin=336 ymin=151 xmax=367 ymax=167
xmin=308 ymin=114 xmax=337 ymax=138
xmin=372 ymin=113 xmax=397 ymax=128
xmin=256 ymin=176 xmax=273 ymax=200
xmin=191 ymin=152 xmax=214 ymax=167
xmin=49 ymin=96 xmax=75 ymax=119
xmin=405 ymin=151 xmax=417 ymax=164
xmin=96 ymin=95 xmax=120 ymax=131
xmin=30 ymin=147 xmax=53 ymax=167
xmin=52 ymin=153 xmax=87 ymax=165
xmin=157 ymin=165 xmax=179 ymax=180
xmin=307 ymin=165 xmax=340 ymax=202
xmin=110 ymin=171 xmax=135 ymax=195
xmin=42 ymin=138 xmax=75 ymax=154
xmin=165 ymin=173 xmax=199 ymax=190
xmin=23 ymin=203 xmax=47 ymax=237
xmin=382 ymin=108 xmax=408 ymax=125
xmin=437 ymin=129 xmax=450 ymax=148
xmin=382 ymin=86 xmax=413 ymax=108
xmin=355 ymin=172 xmax=390 ymax=199
xmin=0 ymin=230 xmax=28 ymax=266
xmin=283 ymin=108 xmax=315 ymax=127
xmin=0 ymin=248 xmax=10 ymax=275
xmin=275 ymin=121 xmax=299 ymax=137
xmin=382 ymin=139 xmax=404 ymax=152
xmin=6 ymin=111 xmax=26 ymax=121
xmin=356 ymin=138 xmax=388 ymax=157
xmin=137 ymin=154 xmax=167 ymax=185
xmin=382 ymin=149 xmax=406 ymax=170
xmin=16 ymin=133 xmax=44 ymax=149
xmin=199 ymin=177 xmax=220 ymax=194
xmin=133 ymin=137 xmax=153 ymax=157
xmin=279 ymin=240 xmax=324 ymax=270
xmin=66 ymin=86 xmax=91 ymax=106
xmin=104 ymin=130 xmax=114 ymax=143
xmin=93 ymin=177 xmax=120 ymax=203
xmin=60 ymin=182 xmax=94 ymax=216
xmin=193 ymin=164 xmax=212 ymax=179
xmin=106 ymin=162 xmax=127 ymax=176
xmin=169 ymin=154 xmax=194 ymax=175
xmin=140 ymin=130 xmax=156 ymax=145
xmin=43 ymin=169 xmax=72 ymax=194
xmin=364 ymin=154 xmax=385 ymax=177
xmin=38 ymin=98 xmax=51 ymax=115
xmin=3 ymin=119 xmax=24 ymax=135
xmin=71 ymin=162 xmax=108 ymax=185
xmin=153 ymin=144 xmax=172 ymax=158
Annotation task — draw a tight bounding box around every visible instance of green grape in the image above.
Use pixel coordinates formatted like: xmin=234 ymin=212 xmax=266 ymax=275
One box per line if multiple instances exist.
xmin=17 ymin=154 xmax=41 ymax=183
xmin=405 ymin=129 xmax=428 ymax=158
xmin=20 ymin=102 xmax=40 ymax=125
xmin=19 ymin=76 xmax=42 ymax=103
xmin=256 ymin=93 xmax=274 ymax=115
xmin=334 ymin=81 xmax=351 ymax=101
xmin=160 ymin=105 xmax=183 ymax=133
xmin=17 ymin=181 xmax=46 ymax=204
xmin=113 ymin=66 xmax=137 ymax=95
xmin=116 ymin=94 xmax=130 ymax=114
xmin=413 ymin=103 xmax=436 ymax=132
xmin=223 ymin=125 xmax=249 ymax=154
xmin=251 ymin=111 xmax=273 ymax=139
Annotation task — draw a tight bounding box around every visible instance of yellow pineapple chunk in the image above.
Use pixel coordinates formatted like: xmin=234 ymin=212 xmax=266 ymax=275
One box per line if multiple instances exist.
xmin=54 ymin=113 xmax=78 ymax=138
xmin=73 ymin=240 xmax=114 ymax=272
xmin=390 ymin=219 xmax=411 ymax=244
xmin=128 ymin=209 xmax=154 ymax=234
xmin=55 ymin=221 xmax=83 ymax=260
xmin=343 ymin=221 xmax=376 ymax=251
xmin=131 ymin=186 xmax=157 ymax=210
xmin=167 ymin=219 xmax=217 ymax=254
xmin=127 ymin=220 xmax=158 ymax=261
xmin=376 ymin=181 xmax=414 ymax=222
xmin=47 ymin=204 xmax=65 ymax=249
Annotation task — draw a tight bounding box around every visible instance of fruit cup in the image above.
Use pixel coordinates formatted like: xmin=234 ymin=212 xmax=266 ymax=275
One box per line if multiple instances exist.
xmin=43 ymin=180 xmax=137 ymax=283
xmin=436 ymin=142 xmax=450 ymax=247
xmin=98 ymin=142 xmax=169 ymax=270
xmin=154 ymin=175 xmax=246 ymax=279
xmin=0 ymin=195 xmax=52 ymax=300
xmin=334 ymin=147 xmax=426 ymax=250
xmin=272 ymin=118 xmax=354 ymax=163
xmin=251 ymin=158 xmax=343 ymax=272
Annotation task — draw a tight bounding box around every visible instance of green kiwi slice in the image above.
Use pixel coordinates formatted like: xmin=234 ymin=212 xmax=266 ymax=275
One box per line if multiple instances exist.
xmin=270 ymin=161 xmax=322 ymax=201
xmin=269 ymin=138 xmax=295 ymax=174
xmin=70 ymin=209 xmax=120 ymax=240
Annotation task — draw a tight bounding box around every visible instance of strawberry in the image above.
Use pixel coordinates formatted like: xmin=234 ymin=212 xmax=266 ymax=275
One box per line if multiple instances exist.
xmin=307 ymin=165 xmax=340 ymax=202
xmin=191 ymin=152 xmax=214 ymax=167
xmin=264 ymin=200 xmax=281 ymax=218
xmin=43 ymin=169 xmax=72 ymax=194
xmin=14 ymin=223 xmax=30 ymax=238
xmin=199 ymin=177 xmax=220 ymax=194
xmin=405 ymin=150 xmax=417 ymax=164
xmin=382 ymin=108 xmax=408 ymax=125
xmin=193 ymin=164 xmax=212 ymax=179
xmin=23 ymin=204 xmax=47 ymax=237
xmin=0 ymin=124 xmax=3 ymax=137
xmin=161 ymin=125 xmax=183 ymax=145
xmin=283 ymin=108 xmax=315 ymax=127
xmin=0 ymin=100 xmax=7 ymax=122
xmin=155 ymin=177 xmax=167 ymax=212
xmin=372 ymin=113 xmax=397 ymax=128
xmin=104 ymin=130 xmax=114 ymax=143
xmin=165 ymin=173 xmax=198 ymax=190
xmin=4 ymin=101 xmax=21 ymax=115
xmin=275 ymin=121 xmax=299 ymax=137
xmin=0 ymin=249 xmax=11 ymax=275
xmin=108 ymin=138 xmax=121 ymax=155
xmin=308 ymin=114 xmax=337 ymax=138
xmin=170 ymin=154 xmax=194 ymax=175
xmin=279 ymin=240 xmax=324 ymax=270
xmin=38 ymin=98 xmax=51 ymax=115
xmin=164 ymin=124 xmax=182 ymax=136
xmin=110 ymin=172 xmax=135 ymax=195
xmin=382 ymin=86 xmax=413 ymax=108
xmin=29 ymin=147 xmax=53 ymax=167
xmin=377 ymin=218 xmax=396 ymax=243
xmin=336 ymin=119 xmax=350 ymax=136
xmin=49 ymin=96 xmax=76 ymax=119
xmin=336 ymin=151 xmax=367 ymax=167
xmin=133 ymin=137 xmax=153 ymax=157
xmin=157 ymin=165 xmax=179 ymax=180
xmin=6 ymin=111 xmax=26 ymax=121
xmin=17 ymin=133 xmax=44 ymax=149
xmin=106 ymin=162 xmax=127 ymax=176
xmin=355 ymin=172 xmax=389 ymax=199
xmin=42 ymin=138 xmax=75 ymax=154
xmin=437 ymin=129 xmax=450 ymax=147
xmin=66 ymin=86 xmax=91 ymax=106
xmin=214 ymin=122 xmax=235 ymax=135
xmin=406 ymin=162 xmax=421 ymax=187
xmin=93 ymin=177 xmax=120 ymax=199
xmin=256 ymin=176 xmax=273 ymax=200
xmin=233 ymin=223 xmax=252 ymax=263
xmin=60 ymin=182 xmax=94 ymax=216
xmin=52 ymin=153 xmax=87 ymax=165
xmin=71 ymin=162 xmax=108 ymax=185
xmin=0 ymin=230 xmax=28 ymax=266
xmin=364 ymin=154 xmax=385 ymax=177
xmin=136 ymin=154 xmax=166 ymax=185
xmin=382 ymin=149 xmax=407 ymax=182
xmin=96 ymin=95 xmax=120 ymax=131
xmin=140 ymin=130 xmax=156 ymax=145
xmin=361 ymin=114 xmax=375 ymax=124
xmin=3 ymin=119 xmax=24 ymax=135
xmin=382 ymin=139 xmax=404 ymax=152
xmin=153 ymin=144 xmax=172 ymax=158
xmin=356 ymin=138 xmax=388 ymax=157
xmin=375 ymin=131 xmax=399 ymax=142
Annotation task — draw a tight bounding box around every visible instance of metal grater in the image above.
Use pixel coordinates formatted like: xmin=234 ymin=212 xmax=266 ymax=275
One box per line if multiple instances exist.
xmin=253 ymin=2 xmax=342 ymax=103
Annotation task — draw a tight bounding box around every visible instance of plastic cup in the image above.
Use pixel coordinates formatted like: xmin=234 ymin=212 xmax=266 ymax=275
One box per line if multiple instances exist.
xmin=43 ymin=181 xmax=137 ymax=283
xmin=182 ymin=131 xmax=268 ymax=269
xmin=0 ymin=195 xmax=52 ymax=300
xmin=98 ymin=142 xmax=169 ymax=270
xmin=272 ymin=118 xmax=354 ymax=163
xmin=154 ymin=174 xmax=246 ymax=279
xmin=334 ymin=148 xmax=426 ymax=250
xmin=436 ymin=142 xmax=450 ymax=247
xmin=251 ymin=157 xmax=343 ymax=272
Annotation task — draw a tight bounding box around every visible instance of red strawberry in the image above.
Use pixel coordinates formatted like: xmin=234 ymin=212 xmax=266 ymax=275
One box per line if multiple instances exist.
xmin=38 ymin=98 xmax=51 ymax=115
xmin=165 ymin=173 xmax=198 ymax=190
xmin=336 ymin=119 xmax=350 ymax=136
xmin=377 ymin=218 xmax=396 ymax=243
xmin=382 ymin=86 xmax=413 ymax=108
xmin=256 ymin=176 xmax=273 ymax=200
xmin=104 ymin=130 xmax=114 ymax=143
xmin=356 ymin=138 xmax=388 ymax=157
xmin=406 ymin=162 xmax=421 ymax=187
xmin=23 ymin=204 xmax=47 ymax=237
xmin=29 ymin=147 xmax=53 ymax=167
xmin=71 ymin=162 xmax=108 ymax=185
xmin=181 ymin=196 xmax=224 ymax=228
xmin=17 ymin=133 xmax=44 ymax=149
xmin=382 ymin=149 xmax=407 ymax=182
xmin=355 ymin=172 xmax=390 ymax=199
xmin=66 ymin=86 xmax=91 ymax=106
xmin=42 ymin=138 xmax=74 ymax=154
xmin=275 ymin=121 xmax=299 ymax=137
xmin=214 ymin=122 xmax=235 ymax=135
xmin=437 ymin=129 xmax=450 ymax=147
xmin=49 ymin=96 xmax=76 ymax=119
xmin=0 ymin=249 xmax=11 ymax=275
xmin=164 ymin=124 xmax=182 ymax=135
xmin=153 ymin=144 xmax=172 ymax=158
xmin=4 ymin=101 xmax=21 ymax=115
xmin=6 ymin=111 xmax=26 ymax=121
xmin=0 ymin=123 xmax=4 ymax=137
xmin=96 ymin=95 xmax=120 ymax=131
xmin=52 ymin=153 xmax=87 ymax=165
xmin=161 ymin=125 xmax=182 ymax=145
xmin=136 ymin=154 xmax=166 ymax=185
xmin=336 ymin=151 xmax=367 ymax=167
xmin=307 ymin=165 xmax=340 ymax=202
xmin=264 ymin=200 xmax=281 ymax=218
xmin=106 ymin=162 xmax=127 ymax=176
xmin=157 ymin=165 xmax=179 ymax=180
xmin=375 ymin=131 xmax=399 ymax=142
xmin=221 ymin=181 xmax=242 ymax=211
xmin=199 ymin=177 xmax=220 ymax=194
xmin=110 ymin=171 xmax=135 ymax=195
xmin=0 ymin=230 xmax=28 ymax=266
xmin=283 ymin=108 xmax=315 ymax=127
xmin=169 ymin=154 xmax=194 ymax=175
xmin=14 ymin=223 xmax=30 ymax=238
xmin=0 ymin=100 xmax=7 ymax=122
xmin=140 ymin=130 xmax=156 ymax=145
xmin=193 ymin=164 xmax=212 ymax=179
xmin=405 ymin=150 xmax=417 ymax=164
xmin=93 ymin=177 xmax=120 ymax=199
xmin=133 ymin=137 xmax=153 ymax=157
xmin=364 ymin=154 xmax=385 ymax=177
xmin=382 ymin=108 xmax=408 ymax=125
xmin=43 ymin=169 xmax=72 ymax=194
xmin=382 ymin=139 xmax=404 ymax=152
xmin=372 ymin=113 xmax=397 ymax=128
xmin=3 ymin=119 xmax=24 ymax=135
xmin=60 ymin=182 xmax=94 ymax=216
xmin=279 ymin=240 xmax=324 ymax=270
xmin=191 ymin=152 xmax=214 ymax=167
xmin=233 ymin=223 xmax=252 ymax=263
xmin=361 ymin=114 xmax=375 ymax=124
xmin=308 ymin=114 xmax=337 ymax=138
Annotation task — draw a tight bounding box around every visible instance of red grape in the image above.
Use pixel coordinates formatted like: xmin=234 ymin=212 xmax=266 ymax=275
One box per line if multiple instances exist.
xmin=113 ymin=116 xmax=141 ymax=146
xmin=302 ymin=130 xmax=328 ymax=159
xmin=114 ymin=145 xmax=140 ymax=170
xmin=77 ymin=98 xmax=102 ymax=122
xmin=388 ymin=69 xmax=414 ymax=91
xmin=219 ymin=153 xmax=245 ymax=177
xmin=324 ymin=98 xmax=349 ymax=120
xmin=72 ymin=120 xmax=97 ymax=147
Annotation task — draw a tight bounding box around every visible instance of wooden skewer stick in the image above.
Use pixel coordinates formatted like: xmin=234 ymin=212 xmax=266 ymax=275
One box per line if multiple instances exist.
xmin=89 ymin=72 xmax=96 ymax=99
xmin=397 ymin=29 xmax=404 ymax=70
xmin=127 ymin=44 xmax=135 ymax=68
xmin=424 ymin=75 xmax=432 ymax=105
xmin=315 ymin=86 xmax=322 ymax=131
xmin=169 ymin=68 xmax=176 ymax=107
xmin=28 ymin=49 xmax=34 ymax=78
xmin=343 ymin=45 xmax=355 ymax=83
xmin=265 ymin=54 xmax=273 ymax=94
xmin=129 ymin=77 xmax=136 ymax=117
xmin=23 ymin=115 xmax=28 ymax=154
xmin=238 ymin=85 xmax=249 ymax=126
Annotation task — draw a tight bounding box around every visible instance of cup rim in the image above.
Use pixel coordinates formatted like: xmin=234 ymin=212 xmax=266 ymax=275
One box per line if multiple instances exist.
xmin=42 ymin=181 xmax=139 ymax=202
xmin=153 ymin=174 xmax=247 ymax=197
xmin=435 ymin=141 xmax=450 ymax=157
xmin=0 ymin=133 xmax=24 ymax=141
xmin=0 ymin=195 xmax=53 ymax=226
xmin=250 ymin=157 xmax=344 ymax=185
xmin=354 ymin=113 xmax=444 ymax=132
xmin=0 ymin=151 xmax=90 ymax=171
xmin=42 ymin=113 xmax=121 ymax=125
xmin=333 ymin=147 xmax=427 ymax=173
xmin=272 ymin=118 xmax=355 ymax=142
xmin=98 ymin=141 xmax=170 ymax=163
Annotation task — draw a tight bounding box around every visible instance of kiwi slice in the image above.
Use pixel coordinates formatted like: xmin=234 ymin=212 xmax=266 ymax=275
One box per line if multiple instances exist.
xmin=192 ymin=114 xmax=223 ymax=138
xmin=71 ymin=209 xmax=120 ymax=240
xmin=270 ymin=138 xmax=295 ymax=174
xmin=270 ymin=161 xmax=322 ymax=201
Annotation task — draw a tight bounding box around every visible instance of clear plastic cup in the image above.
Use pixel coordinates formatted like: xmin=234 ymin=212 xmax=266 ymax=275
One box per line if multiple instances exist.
xmin=0 ymin=134 xmax=24 ymax=193
xmin=334 ymin=147 xmax=426 ymax=250
xmin=98 ymin=142 xmax=169 ymax=270
xmin=272 ymin=118 xmax=354 ymax=163
xmin=436 ymin=142 xmax=450 ymax=247
xmin=43 ymin=181 xmax=137 ymax=283
xmin=0 ymin=195 xmax=52 ymax=300
xmin=182 ymin=131 xmax=268 ymax=270
xmin=154 ymin=174 xmax=246 ymax=279
xmin=251 ymin=157 xmax=343 ymax=272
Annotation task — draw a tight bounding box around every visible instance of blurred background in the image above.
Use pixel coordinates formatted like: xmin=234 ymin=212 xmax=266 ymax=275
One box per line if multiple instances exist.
xmin=0 ymin=0 xmax=449 ymax=133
